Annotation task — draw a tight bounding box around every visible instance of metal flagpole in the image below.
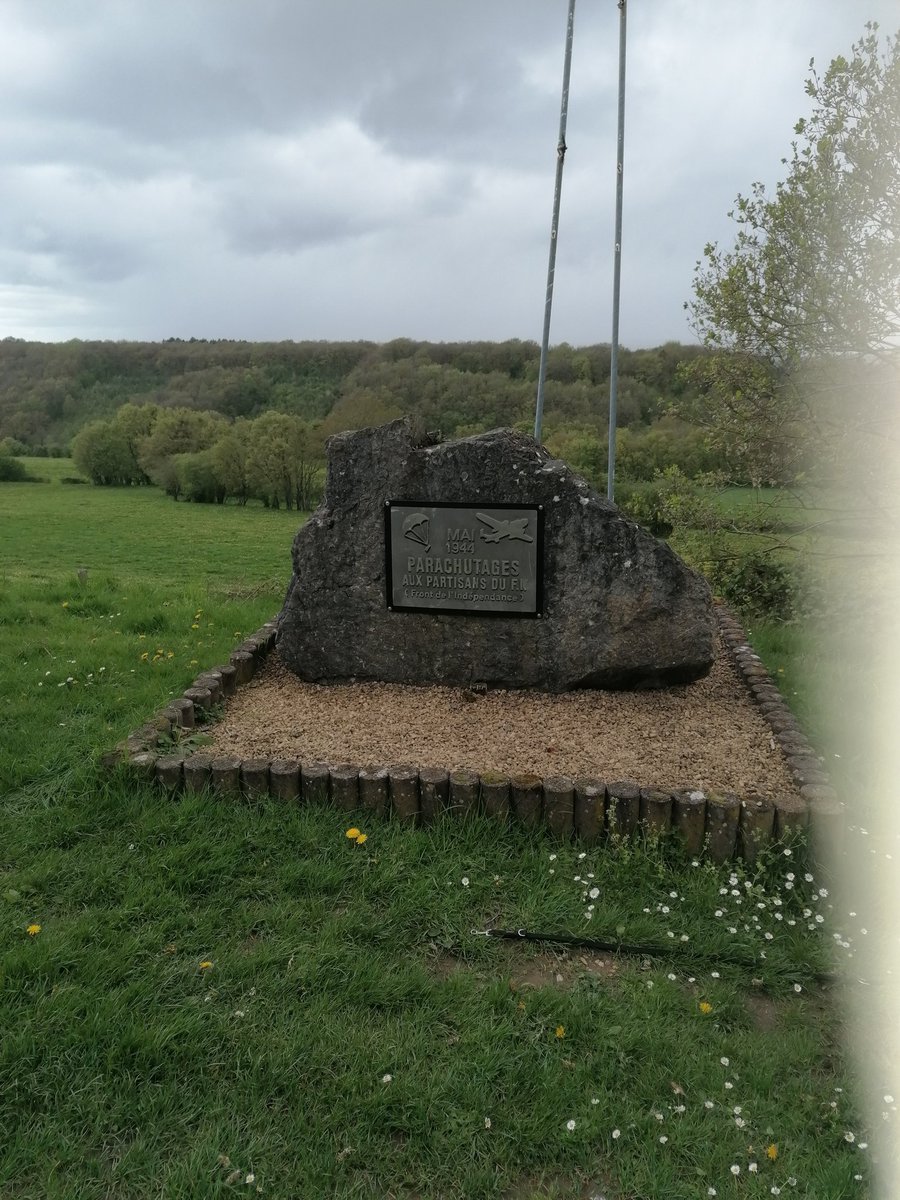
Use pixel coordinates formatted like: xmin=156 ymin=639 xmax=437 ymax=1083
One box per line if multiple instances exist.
xmin=607 ymin=0 xmax=627 ymax=501
xmin=533 ymin=0 xmax=577 ymax=444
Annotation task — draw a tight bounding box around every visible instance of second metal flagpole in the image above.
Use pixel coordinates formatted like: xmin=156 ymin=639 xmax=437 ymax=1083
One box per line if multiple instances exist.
xmin=607 ymin=0 xmax=627 ymax=501
xmin=533 ymin=0 xmax=577 ymax=444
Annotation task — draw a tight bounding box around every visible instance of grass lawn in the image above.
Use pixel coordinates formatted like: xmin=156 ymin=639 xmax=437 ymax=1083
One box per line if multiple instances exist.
xmin=0 ymin=468 xmax=880 ymax=1198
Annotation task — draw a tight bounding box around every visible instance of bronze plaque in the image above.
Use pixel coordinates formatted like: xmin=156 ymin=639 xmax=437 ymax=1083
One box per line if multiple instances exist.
xmin=385 ymin=502 xmax=543 ymax=616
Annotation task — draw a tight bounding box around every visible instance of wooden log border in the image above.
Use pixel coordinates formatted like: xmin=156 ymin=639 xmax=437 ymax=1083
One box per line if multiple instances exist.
xmin=103 ymin=608 xmax=842 ymax=859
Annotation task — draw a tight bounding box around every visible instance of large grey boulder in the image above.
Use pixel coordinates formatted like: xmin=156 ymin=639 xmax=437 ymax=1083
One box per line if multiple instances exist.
xmin=277 ymin=419 xmax=715 ymax=690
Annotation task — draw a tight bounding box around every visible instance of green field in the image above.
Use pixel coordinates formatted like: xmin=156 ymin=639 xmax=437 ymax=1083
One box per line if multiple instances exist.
xmin=5 ymin=460 xmax=299 ymax=583
xmin=0 ymin=468 xmax=878 ymax=1198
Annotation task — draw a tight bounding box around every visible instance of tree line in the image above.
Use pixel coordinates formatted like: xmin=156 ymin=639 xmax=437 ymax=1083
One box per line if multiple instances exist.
xmin=71 ymin=405 xmax=321 ymax=509
xmin=67 ymin=393 xmax=730 ymax=507
xmin=0 ymin=335 xmax=710 ymax=451
xmin=2 ymin=335 xmax=740 ymax=498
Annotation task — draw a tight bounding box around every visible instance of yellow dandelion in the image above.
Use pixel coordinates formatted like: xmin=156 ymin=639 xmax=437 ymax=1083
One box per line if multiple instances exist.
xmin=199 ymin=960 xmax=213 ymax=970
xmin=61 ymin=601 xmax=69 ymax=608
xmin=699 ymin=1001 xmax=713 ymax=1014
xmin=355 ymin=833 xmax=368 ymax=845
xmin=766 ymin=1144 xmax=778 ymax=1161
xmin=191 ymin=623 xmax=199 ymax=630
xmin=555 ymin=1025 xmax=566 ymax=1039
xmin=345 ymin=828 xmax=361 ymax=839
xmin=26 ymin=923 xmax=41 ymax=937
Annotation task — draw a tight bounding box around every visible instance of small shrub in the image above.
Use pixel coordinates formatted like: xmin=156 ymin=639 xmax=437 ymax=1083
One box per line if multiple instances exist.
xmin=617 ymin=467 xmax=723 ymax=537
xmin=0 ymin=455 xmax=35 ymax=482
xmin=704 ymin=550 xmax=799 ymax=619
xmin=617 ymin=480 xmax=674 ymax=535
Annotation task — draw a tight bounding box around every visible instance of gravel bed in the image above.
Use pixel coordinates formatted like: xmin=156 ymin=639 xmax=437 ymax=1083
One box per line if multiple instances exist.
xmin=204 ymin=637 xmax=797 ymax=798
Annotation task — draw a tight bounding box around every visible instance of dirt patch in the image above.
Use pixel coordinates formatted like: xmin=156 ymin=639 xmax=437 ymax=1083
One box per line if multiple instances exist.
xmin=508 ymin=951 xmax=621 ymax=991
xmin=429 ymin=944 xmax=622 ymax=989
xmin=501 ymin=1170 xmax=617 ymax=1200
xmin=203 ymin=636 xmax=797 ymax=797
xmin=745 ymin=992 xmax=780 ymax=1033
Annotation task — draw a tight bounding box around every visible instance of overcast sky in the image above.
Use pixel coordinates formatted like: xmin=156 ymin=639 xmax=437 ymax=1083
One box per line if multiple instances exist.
xmin=2 ymin=1 xmax=895 ymax=348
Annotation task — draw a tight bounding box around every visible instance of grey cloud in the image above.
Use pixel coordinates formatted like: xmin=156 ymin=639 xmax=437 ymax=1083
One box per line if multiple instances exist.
xmin=211 ymin=120 xmax=474 ymax=256
xmin=1 ymin=0 xmax=897 ymax=345
xmin=13 ymin=232 xmax=143 ymax=286
xmin=358 ymin=48 xmax=551 ymax=166
xmin=220 ymin=199 xmax=367 ymax=257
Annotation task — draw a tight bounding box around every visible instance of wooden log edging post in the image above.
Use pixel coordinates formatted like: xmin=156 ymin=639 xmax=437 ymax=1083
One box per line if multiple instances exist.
xmin=241 ymin=759 xmax=270 ymax=800
xmin=479 ymin=772 xmax=510 ymax=821
xmin=544 ymin=776 xmax=575 ymax=839
xmin=390 ymin=765 xmax=420 ymax=824
xmin=302 ymin=762 xmax=330 ymax=807
xmin=510 ymin=773 xmax=543 ymax=828
xmin=155 ymin=755 xmax=183 ymax=794
xmin=129 ymin=750 xmax=158 ymax=780
xmin=330 ymin=764 xmax=360 ymax=812
xmin=607 ymin=780 xmax=641 ymax=838
xmin=673 ymin=789 xmax=706 ymax=855
xmin=705 ymin=790 xmax=740 ymax=862
xmin=270 ymin=759 xmax=301 ymax=803
xmin=211 ymin=756 xmax=242 ymax=799
xmin=360 ymin=765 xmax=390 ymax=818
xmin=574 ymin=777 xmax=605 ymax=844
xmin=448 ymin=769 xmax=479 ymax=818
xmin=183 ymin=753 xmax=213 ymax=793
xmin=419 ymin=767 xmax=450 ymax=825
xmin=639 ymin=788 xmax=673 ymax=838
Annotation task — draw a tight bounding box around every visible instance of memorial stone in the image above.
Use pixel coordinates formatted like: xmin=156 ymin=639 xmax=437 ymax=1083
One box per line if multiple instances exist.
xmin=277 ymin=419 xmax=714 ymax=690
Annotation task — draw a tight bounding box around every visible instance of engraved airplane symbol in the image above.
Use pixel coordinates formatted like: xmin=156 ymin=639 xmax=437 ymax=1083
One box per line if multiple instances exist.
xmin=476 ymin=513 xmax=534 ymax=543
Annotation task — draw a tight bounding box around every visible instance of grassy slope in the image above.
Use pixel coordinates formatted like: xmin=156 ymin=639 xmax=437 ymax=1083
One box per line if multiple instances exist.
xmin=1 ymin=467 xmax=298 ymax=798
xmin=0 ymin=470 xmax=876 ymax=1198
xmin=8 ymin=459 xmax=299 ymax=583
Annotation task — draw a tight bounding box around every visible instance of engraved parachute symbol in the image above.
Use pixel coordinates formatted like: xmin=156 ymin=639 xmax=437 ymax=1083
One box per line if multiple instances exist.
xmin=401 ymin=512 xmax=431 ymax=551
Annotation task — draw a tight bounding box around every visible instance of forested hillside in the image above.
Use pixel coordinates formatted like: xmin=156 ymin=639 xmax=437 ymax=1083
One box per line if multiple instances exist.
xmin=0 ymin=336 xmax=745 ymax=502
xmin=0 ymin=338 xmax=371 ymax=449
xmin=0 ymin=335 xmax=707 ymax=450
